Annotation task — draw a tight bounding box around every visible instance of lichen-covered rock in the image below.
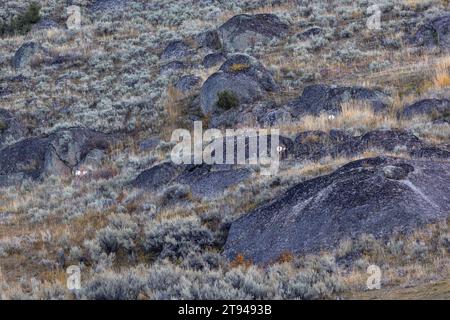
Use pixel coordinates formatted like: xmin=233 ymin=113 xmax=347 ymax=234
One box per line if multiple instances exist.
xmin=131 ymin=162 xmax=251 ymax=198
xmin=289 ymin=129 xmax=449 ymax=161
xmin=200 ymin=54 xmax=278 ymax=122
xmin=131 ymin=162 xmax=183 ymax=191
xmin=218 ymin=14 xmax=289 ymax=51
xmin=402 ymin=98 xmax=450 ymax=119
xmin=177 ymin=164 xmax=251 ymax=198
xmin=224 ymin=157 xmax=450 ymax=264
xmin=413 ymin=14 xmax=450 ymax=49
xmin=0 ymin=127 xmax=111 ymax=186
xmin=288 ymin=84 xmax=390 ymax=117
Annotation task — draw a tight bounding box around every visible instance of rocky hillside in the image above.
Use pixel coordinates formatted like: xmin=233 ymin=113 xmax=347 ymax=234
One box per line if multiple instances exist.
xmin=0 ymin=0 xmax=449 ymax=299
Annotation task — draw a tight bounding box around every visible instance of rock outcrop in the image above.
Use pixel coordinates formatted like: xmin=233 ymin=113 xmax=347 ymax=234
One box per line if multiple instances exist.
xmin=224 ymin=157 xmax=450 ymax=264
xmin=177 ymin=165 xmax=251 ymax=198
xmin=289 ymin=129 xmax=449 ymax=160
xmin=0 ymin=128 xmax=111 ymax=186
xmin=200 ymin=54 xmax=278 ymax=124
xmin=217 ymin=14 xmax=289 ymax=51
xmin=131 ymin=162 xmax=252 ymax=199
xmin=131 ymin=162 xmax=183 ymax=191
xmin=413 ymin=14 xmax=450 ymax=49
xmin=401 ymin=98 xmax=450 ymax=119
xmin=288 ymin=84 xmax=390 ymax=117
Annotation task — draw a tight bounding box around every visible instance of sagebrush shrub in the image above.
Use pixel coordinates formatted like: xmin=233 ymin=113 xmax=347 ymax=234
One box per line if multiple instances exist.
xmin=0 ymin=2 xmax=41 ymax=36
xmin=144 ymin=217 xmax=214 ymax=259
xmin=217 ymin=90 xmax=239 ymax=110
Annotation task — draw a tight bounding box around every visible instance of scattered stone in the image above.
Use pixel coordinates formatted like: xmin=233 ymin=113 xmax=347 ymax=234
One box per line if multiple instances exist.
xmin=217 ymin=14 xmax=289 ymax=51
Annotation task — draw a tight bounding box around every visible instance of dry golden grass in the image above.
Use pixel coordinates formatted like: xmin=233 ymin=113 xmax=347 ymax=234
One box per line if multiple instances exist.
xmin=229 ymin=63 xmax=250 ymax=72
xmin=281 ymin=101 xmax=398 ymax=135
xmin=162 ymin=84 xmax=186 ymax=138
xmin=433 ymin=56 xmax=450 ymax=88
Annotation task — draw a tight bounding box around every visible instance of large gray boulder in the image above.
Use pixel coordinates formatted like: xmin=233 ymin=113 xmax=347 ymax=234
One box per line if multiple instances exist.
xmin=288 ymin=84 xmax=390 ymax=117
xmin=224 ymin=157 xmax=450 ymax=264
xmin=0 ymin=109 xmax=25 ymax=147
xmin=200 ymin=54 xmax=278 ymax=120
xmin=12 ymin=42 xmax=42 ymax=69
xmin=401 ymin=98 xmax=450 ymax=119
xmin=131 ymin=162 xmax=251 ymax=199
xmin=177 ymin=164 xmax=251 ymax=198
xmin=0 ymin=128 xmax=111 ymax=186
xmin=413 ymin=14 xmax=450 ymax=49
xmin=131 ymin=162 xmax=183 ymax=191
xmin=217 ymin=14 xmax=289 ymax=51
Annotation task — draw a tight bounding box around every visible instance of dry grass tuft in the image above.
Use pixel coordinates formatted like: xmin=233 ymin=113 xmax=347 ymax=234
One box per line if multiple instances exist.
xmin=433 ymin=56 xmax=450 ymax=89
xmin=162 ymin=84 xmax=186 ymax=138
xmin=282 ymin=101 xmax=398 ymax=134
xmin=229 ymin=63 xmax=250 ymax=73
